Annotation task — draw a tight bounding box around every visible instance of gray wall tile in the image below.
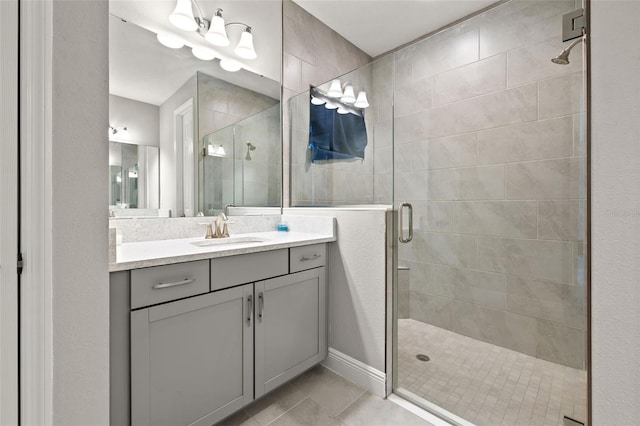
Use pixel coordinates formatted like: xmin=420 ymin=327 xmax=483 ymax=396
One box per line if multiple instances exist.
xmin=478 ymin=237 xmax=574 ymax=283
xmin=454 ymin=84 xmax=538 ymax=133
xmin=539 ymin=72 xmax=585 ymax=119
xmin=506 ymin=158 xmax=583 ymax=200
xmin=433 ymin=54 xmax=507 ymax=106
xmin=478 ymin=116 xmax=573 ymax=164
xmin=457 ymin=201 xmax=538 ymax=238
xmin=538 ymin=200 xmax=585 ymax=241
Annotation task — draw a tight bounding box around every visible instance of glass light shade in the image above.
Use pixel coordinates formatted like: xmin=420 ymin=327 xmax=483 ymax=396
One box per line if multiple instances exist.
xmin=220 ymin=58 xmax=242 ymax=72
xmin=234 ymin=29 xmax=257 ymax=59
xmin=205 ymin=13 xmax=230 ymax=46
xmin=156 ymin=33 xmax=184 ymax=49
xmin=340 ymin=85 xmax=356 ymax=103
xmin=311 ymin=96 xmax=326 ymax=105
xmin=327 ymin=79 xmax=343 ymax=98
xmin=216 ymin=145 xmax=226 ymax=156
xmin=192 ymin=47 xmax=216 ymax=61
xmin=354 ymin=91 xmax=369 ymax=108
xmin=206 ymin=144 xmax=216 ymax=156
xmin=324 ymin=101 xmax=338 ymax=110
xmin=169 ymin=0 xmax=198 ymax=31
xmin=337 ymin=107 xmax=349 ymax=115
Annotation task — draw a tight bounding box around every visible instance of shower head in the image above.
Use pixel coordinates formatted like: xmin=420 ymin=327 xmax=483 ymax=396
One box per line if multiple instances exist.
xmin=551 ymin=37 xmax=584 ymax=65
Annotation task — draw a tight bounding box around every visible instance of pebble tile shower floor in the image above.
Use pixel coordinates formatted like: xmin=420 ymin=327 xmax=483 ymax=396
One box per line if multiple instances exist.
xmin=398 ymin=319 xmax=587 ymax=426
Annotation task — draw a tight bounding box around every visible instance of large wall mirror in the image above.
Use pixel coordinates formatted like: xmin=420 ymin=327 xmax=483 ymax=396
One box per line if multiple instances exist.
xmin=109 ymin=0 xmax=282 ymax=218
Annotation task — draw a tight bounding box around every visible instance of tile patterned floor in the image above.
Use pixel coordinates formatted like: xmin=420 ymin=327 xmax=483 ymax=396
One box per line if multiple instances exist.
xmin=217 ymin=365 xmax=435 ymax=426
xmin=397 ymin=319 xmax=587 ymax=426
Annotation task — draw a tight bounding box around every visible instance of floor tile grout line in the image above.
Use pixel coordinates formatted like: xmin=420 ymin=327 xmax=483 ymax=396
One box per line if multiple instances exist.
xmin=331 ymin=388 xmax=368 ymax=419
xmin=262 ymin=396 xmax=310 ymax=426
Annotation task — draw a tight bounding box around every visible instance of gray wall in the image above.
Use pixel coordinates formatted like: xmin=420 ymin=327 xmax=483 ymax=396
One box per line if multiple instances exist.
xmin=51 ymin=0 xmax=109 ymax=424
xmin=591 ymin=0 xmax=640 ymax=423
xmin=394 ymin=0 xmax=586 ymax=370
xmin=109 ymin=94 xmax=159 ymax=147
xmin=282 ymin=0 xmax=372 ymax=207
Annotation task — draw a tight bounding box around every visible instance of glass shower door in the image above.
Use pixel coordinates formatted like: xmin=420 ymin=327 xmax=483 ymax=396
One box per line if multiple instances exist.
xmin=391 ymin=1 xmax=588 ymax=424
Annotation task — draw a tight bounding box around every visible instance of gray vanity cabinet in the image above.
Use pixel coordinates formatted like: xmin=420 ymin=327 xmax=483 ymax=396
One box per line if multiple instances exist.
xmin=254 ymin=267 xmax=326 ymax=399
xmin=130 ymin=284 xmax=254 ymax=426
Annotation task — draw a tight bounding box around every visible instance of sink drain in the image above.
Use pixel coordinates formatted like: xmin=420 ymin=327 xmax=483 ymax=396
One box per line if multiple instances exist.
xmin=416 ymin=354 xmax=430 ymax=362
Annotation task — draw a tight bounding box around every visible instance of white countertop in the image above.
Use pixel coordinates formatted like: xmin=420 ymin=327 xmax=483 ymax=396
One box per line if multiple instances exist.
xmin=110 ymin=231 xmax=336 ymax=272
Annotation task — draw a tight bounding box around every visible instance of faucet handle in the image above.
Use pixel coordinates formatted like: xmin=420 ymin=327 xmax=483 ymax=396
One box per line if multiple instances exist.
xmin=221 ymin=220 xmax=235 ymax=238
xmin=198 ymin=223 xmax=215 ymax=239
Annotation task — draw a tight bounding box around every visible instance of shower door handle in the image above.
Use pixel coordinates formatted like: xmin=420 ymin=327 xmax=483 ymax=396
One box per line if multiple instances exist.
xmin=399 ymin=202 xmax=413 ymax=243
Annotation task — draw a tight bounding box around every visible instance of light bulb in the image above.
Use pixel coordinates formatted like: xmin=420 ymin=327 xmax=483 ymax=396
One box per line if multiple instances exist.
xmin=354 ymin=91 xmax=369 ymax=108
xmin=235 ymin=28 xmax=257 ymax=59
xmin=340 ymin=85 xmax=356 ymax=103
xmin=192 ymin=47 xmax=216 ymax=61
xmin=205 ymin=9 xmax=230 ymax=46
xmin=157 ymin=33 xmax=184 ymax=49
xmin=169 ymin=0 xmax=197 ymax=31
xmin=220 ymin=58 xmax=242 ymax=72
xmin=327 ymin=79 xmax=342 ymax=98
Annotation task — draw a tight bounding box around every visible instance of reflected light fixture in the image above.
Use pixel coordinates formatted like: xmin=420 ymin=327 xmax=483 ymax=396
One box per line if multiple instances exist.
xmin=220 ymin=58 xmax=242 ymax=72
xmin=327 ymin=79 xmax=343 ymax=98
xmin=311 ymin=96 xmax=326 ymax=105
xmin=354 ymin=91 xmax=369 ymax=108
xmin=204 ymin=143 xmax=227 ymax=157
xmin=157 ymin=33 xmax=184 ymax=49
xmin=340 ymin=84 xmax=356 ymax=103
xmin=205 ymin=9 xmax=230 ymax=46
xmin=109 ymin=125 xmax=128 ymax=138
xmin=324 ymin=101 xmax=338 ymax=110
xmin=192 ymin=46 xmax=216 ymax=60
xmin=337 ymin=106 xmax=349 ymax=115
xmin=234 ymin=27 xmax=257 ymax=59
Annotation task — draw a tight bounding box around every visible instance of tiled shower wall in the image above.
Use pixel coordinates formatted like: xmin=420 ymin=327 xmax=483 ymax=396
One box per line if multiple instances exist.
xmin=198 ymin=72 xmax=279 ymax=212
xmin=395 ymin=0 xmax=586 ymax=369
xmin=283 ymin=0 xmax=373 ymax=206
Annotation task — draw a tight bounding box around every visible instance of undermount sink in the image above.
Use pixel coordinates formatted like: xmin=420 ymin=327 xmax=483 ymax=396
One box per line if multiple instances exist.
xmin=191 ymin=236 xmax=268 ymax=247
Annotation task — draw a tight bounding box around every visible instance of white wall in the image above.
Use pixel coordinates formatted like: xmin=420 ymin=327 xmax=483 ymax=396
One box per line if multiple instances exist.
xmin=591 ymin=1 xmax=640 ymax=423
xmin=284 ymin=207 xmax=389 ymax=372
xmin=109 ymin=94 xmax=159 ymax=146
xmin=158 ymin=76 xmax=196 ymax=216
xmin=51 ymin=0 xmax=109 ymax=424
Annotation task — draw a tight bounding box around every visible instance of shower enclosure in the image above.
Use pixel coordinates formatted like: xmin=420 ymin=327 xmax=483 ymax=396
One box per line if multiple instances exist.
xmin=391 ymin=1 xmax=588 ymax=425
xmin=288 ymin=0 xmax=588 ymax=424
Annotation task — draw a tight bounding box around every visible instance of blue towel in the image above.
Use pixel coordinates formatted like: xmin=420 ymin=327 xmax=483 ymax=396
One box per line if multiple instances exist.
xmin=308 ymin=99 xmax=368 ymax=162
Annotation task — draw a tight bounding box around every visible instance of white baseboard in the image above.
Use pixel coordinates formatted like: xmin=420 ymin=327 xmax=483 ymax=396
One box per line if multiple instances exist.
xmin=322 ymin=348 xmax=386 ymax=398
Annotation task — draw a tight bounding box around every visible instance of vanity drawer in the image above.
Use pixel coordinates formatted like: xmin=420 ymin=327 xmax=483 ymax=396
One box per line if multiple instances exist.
xmin=130 ymin=260 xmax=209 ymax=309
xmin=290 ymin=244 xmax=326 ymax=273
xmin=211 ymin=249 xmax=288 ymax=291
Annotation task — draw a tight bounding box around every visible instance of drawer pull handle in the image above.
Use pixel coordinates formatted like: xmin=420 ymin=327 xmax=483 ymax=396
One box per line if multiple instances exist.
xmin=258 ymin=293 xmax=264 ymax=321
xmin=247 ymin=295 xmax=253 ymax=326
xmin=152 ymin=278 xmax=195 ymax=290
xmin=300 ymin=253 xmax=321 ymax=262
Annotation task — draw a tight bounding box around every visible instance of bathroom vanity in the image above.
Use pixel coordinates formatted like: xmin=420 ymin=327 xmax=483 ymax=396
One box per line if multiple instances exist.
xmin=110 ymin=227 xmax=333 ymax=426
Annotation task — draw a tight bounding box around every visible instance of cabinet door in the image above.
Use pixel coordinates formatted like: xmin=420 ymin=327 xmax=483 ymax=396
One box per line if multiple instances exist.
xmin=131 ymin=284 xmax=253 ymax=426
xmin=254 ymin=267 xmax=326 ymax=398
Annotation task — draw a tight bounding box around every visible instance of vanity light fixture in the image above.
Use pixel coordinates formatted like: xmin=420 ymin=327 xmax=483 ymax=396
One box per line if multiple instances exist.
xmin=219 ymin=58 xmax=242 ymax=72
xmin=234 ymin=27 xmax=257 ymax=59
xmin=326 ymin=79 xmax=343 ymax=98
xmin=157 ymin=33 xmax=184 ymax=49
xmin=192 ymin=46 xmax=216 ymax=61
xmin=204 ymin=143 xmax=227 ymax=157
xmin=340 ymin=84 xmax=356 ymax=104
xmin=109 ymin=125 xmax=128 ymax=138
xmin=205 ymin=9 xmax=230 ymax=46
xmin=167 ymin=0 xmax=257 ymax=61
xmin=312 ymin=85 xmax=369 ymax=115
xmin=354 ymin=91 xmax=370 ymax=108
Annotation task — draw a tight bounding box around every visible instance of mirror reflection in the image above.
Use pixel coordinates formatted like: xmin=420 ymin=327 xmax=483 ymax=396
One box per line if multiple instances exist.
xmin=109 ymin=0 xmax=282 ymax=218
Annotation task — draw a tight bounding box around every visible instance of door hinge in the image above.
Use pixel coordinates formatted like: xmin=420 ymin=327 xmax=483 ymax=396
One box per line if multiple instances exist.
xmin=17 ymin=253 xmax=24 ymax=275
xmin=562 ymin=8 xmax=586 ymax=42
